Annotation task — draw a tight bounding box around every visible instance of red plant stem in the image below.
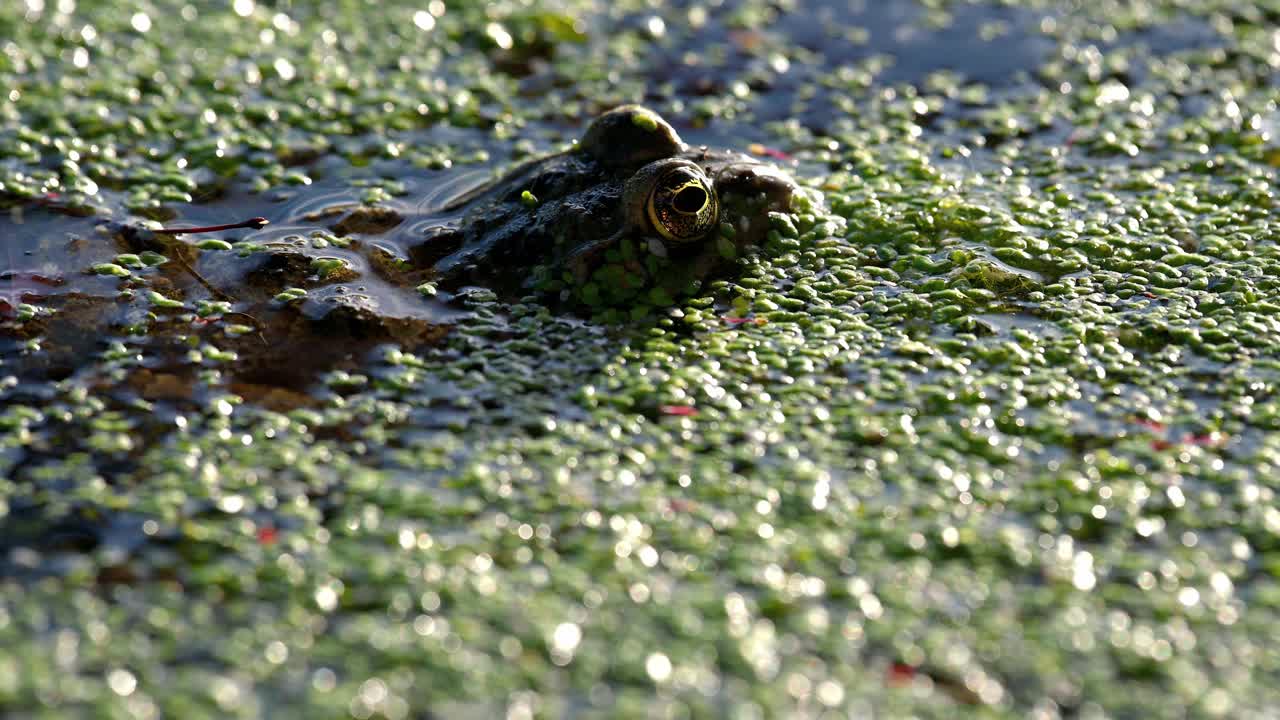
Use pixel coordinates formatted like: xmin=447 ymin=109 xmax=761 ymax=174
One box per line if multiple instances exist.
xmin=153 ymin=217 xmax=269 ymax=235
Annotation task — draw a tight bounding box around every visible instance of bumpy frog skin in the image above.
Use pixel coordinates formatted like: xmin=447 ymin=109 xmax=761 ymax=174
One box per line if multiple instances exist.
xmin=400 ymin=104 xmax=798 ymax=300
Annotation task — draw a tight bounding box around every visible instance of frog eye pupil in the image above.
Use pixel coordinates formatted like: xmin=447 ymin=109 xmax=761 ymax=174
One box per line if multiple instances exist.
xmin=632 ymin=161 xmax=719 ymax=243
xmin=673 ymin=185 xmax=707 ymax=214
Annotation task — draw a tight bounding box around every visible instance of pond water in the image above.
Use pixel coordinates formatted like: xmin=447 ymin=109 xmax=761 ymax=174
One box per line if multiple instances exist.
xmin=2 ymin=0 xmax=1277 ymax=717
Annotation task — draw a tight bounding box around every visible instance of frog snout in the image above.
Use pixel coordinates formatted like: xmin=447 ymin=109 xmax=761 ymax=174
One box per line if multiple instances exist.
xmin=714 ymin=163 xmax=796 ymax=214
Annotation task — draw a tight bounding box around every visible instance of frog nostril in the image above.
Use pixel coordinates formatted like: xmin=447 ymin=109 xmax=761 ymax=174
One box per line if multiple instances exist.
xmin=673 ymin=185 xmax=708 ymax=214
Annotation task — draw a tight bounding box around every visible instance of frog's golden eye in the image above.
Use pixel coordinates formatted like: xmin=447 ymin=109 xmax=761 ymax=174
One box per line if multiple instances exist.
xmin=645 ymin=165 xmax=719 ymax=243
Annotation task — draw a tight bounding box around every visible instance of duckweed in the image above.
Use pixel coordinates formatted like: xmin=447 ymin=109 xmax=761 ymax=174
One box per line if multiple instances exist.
xmin=2 ymin=0 xmax=1280 ymax=719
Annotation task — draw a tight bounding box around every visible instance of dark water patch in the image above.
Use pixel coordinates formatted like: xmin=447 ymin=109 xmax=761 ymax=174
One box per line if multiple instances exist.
xmin=0 ymin=207 xmax=119 ymax=307
xmin=966 ymin=309 xmax=1063 ymax=339
xmin=769 ymin=0 xmax=1054 ymax=86
xmin=0 ymin=504 xmax=163 ymax=581
xmin=1118 ymin=14 xmax=1225 ymax=55
xmin=618 ymin=0 xmax=1056 ymax=136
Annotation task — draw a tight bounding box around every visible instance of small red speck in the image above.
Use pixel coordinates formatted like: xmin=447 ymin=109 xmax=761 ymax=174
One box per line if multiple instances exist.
xmin=659 ymin=405 xmax=698 ymax=417
xmin=887 ymin=663 xmax=917 ymax=686
xmin=722 ymin=315 xmax=766 ymax=326
xmin=728 ymin=30 xmax=764 ymax=52
xmin=667 ymin=499 xmax=697 ymax=513
xmin=1133 ymin=418 xmax=1166 ymax=432
xmin=257 ymin=527 xmax=278 ymax=545
xmin=1142 ymin=292 xmax=1158 ymax=299
xmin=747 ymin=143 xmax=795 ymax=162
xmin=1151 ymin=439 xmax=1173 ymax=451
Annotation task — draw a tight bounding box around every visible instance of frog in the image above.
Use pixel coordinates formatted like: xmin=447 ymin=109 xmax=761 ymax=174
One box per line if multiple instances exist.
xmin=386 ymin=104 xmax=800 ymax=303
xmin=105 ymin=105 xmax=798 ymax=311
